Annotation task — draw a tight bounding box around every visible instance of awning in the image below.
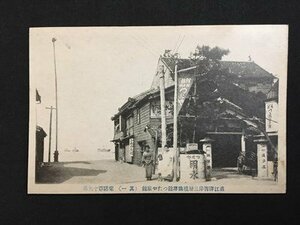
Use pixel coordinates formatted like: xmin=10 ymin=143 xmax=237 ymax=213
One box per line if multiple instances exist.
xmin=121 ymin=135 xmax=134 ymax=141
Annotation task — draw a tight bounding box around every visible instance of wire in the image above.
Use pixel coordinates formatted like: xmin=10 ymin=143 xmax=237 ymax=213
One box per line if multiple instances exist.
xmin=130 ymin=34 xmax=159 ymax=57
xmin=130 ymin=35 xmax=157 ymax=57
xmin=55 ymin=35 xmax=71 ymax=50
xmin=172 ymin=34 xmax=182 ymax=53
xmin=265 ymin=117 xmax=278 ymax=124
xmin=134 ymin=34 xmax=161 ymax=56
xmin=138 ymin=34 xmax=161 ymax=54
xmin=174 ymin=35 xmax=185 ymax=54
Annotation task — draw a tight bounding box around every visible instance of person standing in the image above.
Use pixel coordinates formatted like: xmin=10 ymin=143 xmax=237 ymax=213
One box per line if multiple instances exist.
xmin=119 ymin=147 xmax=124 ymax=163
xmin=141 ymin=145 xmax=154 ymax=180
xmin=273 ymin=157 xmax=278 ymax=181
xmin=237 ymin=151 xmax=245 ymax=174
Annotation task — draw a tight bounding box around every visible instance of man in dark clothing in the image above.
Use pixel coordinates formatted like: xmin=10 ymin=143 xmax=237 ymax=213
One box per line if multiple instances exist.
xmin=237 ymin=151 xmax=246 ymax=174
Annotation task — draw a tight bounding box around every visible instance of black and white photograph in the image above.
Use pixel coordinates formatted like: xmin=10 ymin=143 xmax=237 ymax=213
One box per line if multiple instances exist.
xmin=28 ymin=25 xmax=287 ymax=193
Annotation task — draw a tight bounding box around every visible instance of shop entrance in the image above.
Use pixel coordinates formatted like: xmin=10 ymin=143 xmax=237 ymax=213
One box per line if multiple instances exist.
xmin=211 ymin=134 xmax=241 ymax=168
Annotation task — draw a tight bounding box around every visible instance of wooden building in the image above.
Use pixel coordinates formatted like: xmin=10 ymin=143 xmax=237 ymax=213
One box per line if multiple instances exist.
xmin=35 ymin=126 xmax=47 ymax=182
xmin=112 ymin=56 xmax=277 ymax=169
xmin=36 ymin=125 xmax=47 ymax=164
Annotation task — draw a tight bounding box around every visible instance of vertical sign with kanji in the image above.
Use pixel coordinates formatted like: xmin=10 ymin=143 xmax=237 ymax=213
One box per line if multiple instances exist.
xmin=257 ymin=143 xmax=268 ymax=178
xmin=129 ymin=138 xmax=134 ymax=157
xmin=202 ymin=143 xmax=212 ymax=177
xmin=180 ymin=154 xmax=205 ymax=181
xmin=177 ymin=74 xmax=195 ymax=115
xmin=265 ymin=101 xmax=278 ymax=133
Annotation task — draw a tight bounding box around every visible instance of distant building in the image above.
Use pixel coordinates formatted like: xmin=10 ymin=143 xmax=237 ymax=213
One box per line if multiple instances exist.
xmin=36 ymin=126 xmax=47 ymax=164
xmin=111 ymin=56 xmax=277 ymax=169
xmin=36 ymin=126 xmax=47 ymax=182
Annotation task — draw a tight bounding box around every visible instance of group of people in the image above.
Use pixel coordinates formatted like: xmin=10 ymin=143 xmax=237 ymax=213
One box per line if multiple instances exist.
xmin=141 ymin=145 xmax=174 ymax=181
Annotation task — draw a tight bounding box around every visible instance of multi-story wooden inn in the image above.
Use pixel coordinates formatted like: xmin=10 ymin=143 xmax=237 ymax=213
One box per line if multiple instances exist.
xmin=111 ymin=56 xmax=278 ymax=169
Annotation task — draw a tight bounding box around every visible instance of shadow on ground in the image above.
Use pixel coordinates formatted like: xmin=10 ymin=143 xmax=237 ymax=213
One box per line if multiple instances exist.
xmin=61 ymin=161 xmax=92 ymax=165
xmin=36 ymin=162 xmax=106 ymax=184
xmin=212 ymin=168 xmax=255 ymax=180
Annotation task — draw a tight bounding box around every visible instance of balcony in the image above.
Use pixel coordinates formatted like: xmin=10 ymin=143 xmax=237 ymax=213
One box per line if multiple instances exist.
xmin=126 ymin=127 xmax=134 ymax=137
xmin=113 ymin=129 xmax=124 ymax=141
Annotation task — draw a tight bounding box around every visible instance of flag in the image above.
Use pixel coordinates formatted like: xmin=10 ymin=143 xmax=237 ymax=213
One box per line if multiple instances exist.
xmin=177 ymin=73 xmax=195 ymax=114
xmin=36 ymin=89 xmax=41 ymax=103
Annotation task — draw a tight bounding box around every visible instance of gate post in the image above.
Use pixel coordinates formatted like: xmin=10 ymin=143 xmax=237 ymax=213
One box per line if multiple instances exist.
xmin=200 ymin=137 xmax=214 ymax=180
xmin=254 ymin=138 xmax=268 ymax=178
xmin=241 ymin=129 xmax=246 ymax=153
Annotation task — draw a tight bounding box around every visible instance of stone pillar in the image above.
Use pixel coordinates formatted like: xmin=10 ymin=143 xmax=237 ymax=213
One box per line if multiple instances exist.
xmin=254 ymin=138 xmax=268 ymax=178
xmin=180 ymin=153 xmax=205 ymax=182
xmin=200 ymin=137 xmax=214 ymax=180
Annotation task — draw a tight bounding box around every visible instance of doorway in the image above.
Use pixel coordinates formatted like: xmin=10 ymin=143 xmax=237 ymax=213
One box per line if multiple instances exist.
xmin=211 ymin=134 xmax=241 ymax=168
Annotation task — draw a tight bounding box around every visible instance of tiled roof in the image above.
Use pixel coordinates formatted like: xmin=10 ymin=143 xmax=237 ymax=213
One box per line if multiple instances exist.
xmin=220 ymin=61 xmax=274 ymax=79
xmin=132 ymin=89 xmax=155 ymax=102
xmin=112 ymin=57 xmax=275 ymax=120
xmin=160 ymin=57 xmax=191 ymax=72
xmin=161 ymin=57 xmax=275 ymax=79
xmin=112 ymin=88 xmax=156 ymax=119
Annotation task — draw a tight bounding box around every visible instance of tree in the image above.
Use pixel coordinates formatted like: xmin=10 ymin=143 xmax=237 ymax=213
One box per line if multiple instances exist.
xmin=189 ymin=45 xmax=230 ymax=76
xmin=190 ymin=45 xmax=230 ymax=61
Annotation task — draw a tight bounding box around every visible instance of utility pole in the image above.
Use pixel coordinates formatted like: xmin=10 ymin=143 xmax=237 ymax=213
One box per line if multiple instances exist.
xmin=46 ymin=106 xmax=56 ymax=162
xmin=173 ymin=63 xmax=178 ymax=181
xmin=52 ymin=37 xmax=59 ymax=162
xmin=154 ymin=130 xmax=158 ymax=174
xmin=158 ymin=64 xmax=167 ymax=148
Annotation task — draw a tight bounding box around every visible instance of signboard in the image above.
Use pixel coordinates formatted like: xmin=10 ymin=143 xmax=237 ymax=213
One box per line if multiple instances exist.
xmin=129 ymin=138 xmax=134 ymax=157
xmin=157 ymin=148 xmax=174 ymax=178
xmin=267 ymin=161 xmax=274 ymax=178
xmin=203 ymin=143 xmax=212 ymax=170
xmin=265 ymin=101 xmax=278 ymax=133
xmin=180 ymin=154 xmax=205 ymax=181
xmin=257 ymin=143 xmax=268 ymax=178
xmin=186 ymin=143 xmax=198 ymax=151
xmin=124 ymin=138 xmax=134 ymax=163
xmin=177 ymin=74 xmax=195 ymax=114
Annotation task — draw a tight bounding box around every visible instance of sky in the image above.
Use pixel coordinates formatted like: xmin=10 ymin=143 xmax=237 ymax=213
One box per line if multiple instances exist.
xmin=30 ymin=25 xmax=288 ymax=161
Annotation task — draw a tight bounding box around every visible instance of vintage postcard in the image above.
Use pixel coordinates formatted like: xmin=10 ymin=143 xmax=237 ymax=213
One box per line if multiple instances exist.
xmin=28 ymin=25 xmax=287 ymax=194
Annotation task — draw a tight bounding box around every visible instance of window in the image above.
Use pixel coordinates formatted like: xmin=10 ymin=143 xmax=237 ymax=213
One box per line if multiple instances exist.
xmin=114 ymin=118 xmax=120 ymax=131
xmin=150 ymin=100 xmax=174 ymax=118
xmin=137 ymin=108 xmax=141 ymax=124
xmin=126 ymin=116 xmax=134 ymax=136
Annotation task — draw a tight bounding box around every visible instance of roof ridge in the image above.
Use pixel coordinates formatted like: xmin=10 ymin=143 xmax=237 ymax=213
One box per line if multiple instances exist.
xmin=161 ymin=57 xmax=260 ymax=65
xmin=131 ymin=88 xmax=156 ymax=99
xmin=220 ymin=60 xmax=254 ymax=63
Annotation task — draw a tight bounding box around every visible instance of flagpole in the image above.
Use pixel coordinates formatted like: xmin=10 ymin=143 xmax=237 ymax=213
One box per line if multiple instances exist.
xmin=173 ymin=62 xmax=178 ymax=181
xmin=46 ymin=106 xmax=55 ymax=163
xmin=52 ymin=37 xmax=59 ymax=162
